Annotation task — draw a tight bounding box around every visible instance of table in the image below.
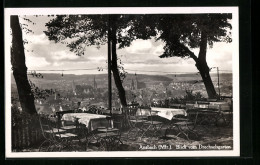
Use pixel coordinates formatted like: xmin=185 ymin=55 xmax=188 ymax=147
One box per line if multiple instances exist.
xmin=186 ymin=101 xmax=231 ymax=111
xmin=61 ymin=113 xmax=112 ymax=131
xmin=187 ymin=107 xmax=232 ymax=127
xmin=100 ymin=109 xmax=122 ymax=115
xmin=151 ymin=107 xmax=187 ymax=120
xmin=186 ymin=101 xmax=232 ymax=126
xmin=135 ymin=108 xmax=190 ymax=139
xmin=193 ymin=108 xmax=219 ymax=125
xmin=149 ymin=108 xmax=196 ymax=140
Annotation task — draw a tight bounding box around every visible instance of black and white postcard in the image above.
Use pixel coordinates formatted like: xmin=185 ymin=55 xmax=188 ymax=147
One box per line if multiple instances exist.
xmin=4 ymin=7 xmax=239 ymax=157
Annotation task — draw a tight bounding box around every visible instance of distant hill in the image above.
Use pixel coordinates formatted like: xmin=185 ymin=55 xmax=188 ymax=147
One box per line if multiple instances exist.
xmin=125 ymin=74 xmax=173 ymax=82
xmin=11 ymin=72 xmax=232 ymax=89
xmin=11 ymin=73 xmax=174 ymax=83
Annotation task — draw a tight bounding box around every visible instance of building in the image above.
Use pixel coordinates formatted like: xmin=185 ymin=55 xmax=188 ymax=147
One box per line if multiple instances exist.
xmin=130 ymin=73 xmax=138 ymax=90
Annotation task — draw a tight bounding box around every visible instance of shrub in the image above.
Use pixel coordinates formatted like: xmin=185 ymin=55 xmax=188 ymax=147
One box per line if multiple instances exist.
xmin=183 ymin=90 xmax=204 ymax=101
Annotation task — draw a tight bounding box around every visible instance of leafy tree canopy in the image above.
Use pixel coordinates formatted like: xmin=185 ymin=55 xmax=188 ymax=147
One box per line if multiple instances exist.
xmin=154 ymin=14 xmax=232 ymax=59
xmin=44 ymin=14 xmax=156 ymax=56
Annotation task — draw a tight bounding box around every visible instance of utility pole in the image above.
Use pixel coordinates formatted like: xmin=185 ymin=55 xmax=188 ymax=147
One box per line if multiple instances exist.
xmin=211 ymin=67 xmax=221 ymax=100
xmin=108 ymin=16 xmax=112 ymax=116
xmin=217 ymin=67 xmax=220 ymax=99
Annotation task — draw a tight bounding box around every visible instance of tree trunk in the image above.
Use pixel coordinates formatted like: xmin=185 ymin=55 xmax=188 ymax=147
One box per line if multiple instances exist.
xmin=196 ymin=30 xmax=218 ymax=99
xmin=110 ymin=16 xmax=127 ymax=107
xmin=196 ymin=61 xmax=218 ymax=99
xmin=110 ymin=15 xmax=131 ymax=129
xmin=10 ymin=15 xmax=37 ymax=115
xmin=107 ymin=15 xmax=112 ymax=113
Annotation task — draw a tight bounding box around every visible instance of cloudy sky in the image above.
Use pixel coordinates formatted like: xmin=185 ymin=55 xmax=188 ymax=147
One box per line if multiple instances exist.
xmin=20 ymin=15 xmax=233 ymax=75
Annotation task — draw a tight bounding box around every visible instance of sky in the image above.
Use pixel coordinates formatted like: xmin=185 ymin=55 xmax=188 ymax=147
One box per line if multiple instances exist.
xmin=19 ymin=15 xmax=233 ymax=75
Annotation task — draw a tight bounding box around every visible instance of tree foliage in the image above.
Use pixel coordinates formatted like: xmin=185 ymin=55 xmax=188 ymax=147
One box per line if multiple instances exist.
xmin=44 ymin=14 xmax=156 ymax=56
xmin=45 ymin=15 xmax=108 ymax=56
xmin=156 ymin=14 xmax=232 ymax=59
xmin=148 ymin=14 xmax=232 ymax=99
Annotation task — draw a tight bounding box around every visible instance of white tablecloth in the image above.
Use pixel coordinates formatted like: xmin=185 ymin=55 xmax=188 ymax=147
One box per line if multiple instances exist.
xmin=151 ymin=107 xmax=187 ymax=120
xmin=61 ymin=113 xmax=111 ymax=131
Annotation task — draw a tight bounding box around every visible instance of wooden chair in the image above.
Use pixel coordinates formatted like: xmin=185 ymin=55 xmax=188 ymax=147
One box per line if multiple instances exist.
xmin=186 ymin=101 xmax=219 ymax=128
xmin=60 ymin=117 xmax=79 ymax=134
xmin=126 ymin=107 xmax=148 ymax=140
xmin=93 ymin=116 xmax=123 ymax=151
xmin=87 ymin=105 xmax=99 ymax=114
xmin=164 ymin=114 xmax=198 ymax=140
xmin=169 ymin=103 xmax=181 ymax=109
xmin=215 ymin=104 xmax=233 ymax=127
xmin=38 ymin=115 xmax=78 ymax=151
xmin=140 ymin=108 xmax=164 ymax=139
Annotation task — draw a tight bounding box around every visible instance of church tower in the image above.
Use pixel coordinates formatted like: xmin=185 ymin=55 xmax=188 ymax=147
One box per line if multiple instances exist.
xmin=130 ymin=73 xmax=138 ymax=90
xmin=72 ymin=80 xmax=76 ymax=95
xmin=131 ymin=78 xmax=135 ymax=90
xmin=134 ymin=72 xmax=138 ymax=90
xmin=54 ymin=89 xmax=57 ymax=100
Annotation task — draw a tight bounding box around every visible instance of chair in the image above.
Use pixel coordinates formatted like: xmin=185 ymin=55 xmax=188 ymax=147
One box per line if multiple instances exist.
xmin=38 ymin=115 xmax=78 ymax=151
xmin=126 ymin=107 xmax=148 ymax=140
xmin=55 ymin=110 xmax=75 ymax=128
xmin=60 ymin=117 xmax=78 ymax=134
xmin=186 ymin=102 xmax=218 ymax=128
xmin=169 ymin=103 xmax=181 ymax=109
xmin=215 ymin=104 xmax=233 ymax=127
xmin=93 ymin=116 xmax=123 ymax=151
xmin=173 ymin=114 xmax=198 ymax=140
xmin=164 ymin=114 xmax=198 ymax=140
xmin=197 ymin=101 xmax=210 ymax=109
xmin=140 ymin=108 xmax=164 ymax=139
xmin=87 ymin=105 xmax=99 ymax=114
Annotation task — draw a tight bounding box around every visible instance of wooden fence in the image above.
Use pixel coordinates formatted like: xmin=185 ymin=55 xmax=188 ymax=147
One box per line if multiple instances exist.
xmin=12 ymin=114 xmax=43 ymax=150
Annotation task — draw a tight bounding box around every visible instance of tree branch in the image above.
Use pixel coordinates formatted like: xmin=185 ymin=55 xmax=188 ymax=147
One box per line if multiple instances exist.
xmin=177 ymin=41 xmax=198 ymax=63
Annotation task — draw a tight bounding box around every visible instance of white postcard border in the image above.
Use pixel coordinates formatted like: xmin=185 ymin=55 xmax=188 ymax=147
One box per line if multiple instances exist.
xmin=4 ymin=7 xmax=239 ymax=158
